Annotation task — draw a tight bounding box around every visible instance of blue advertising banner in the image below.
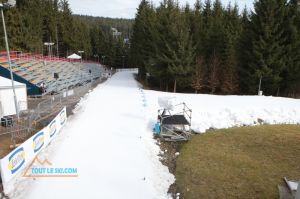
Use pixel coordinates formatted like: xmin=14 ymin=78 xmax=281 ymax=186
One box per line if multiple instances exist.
xmin=0 ymin=107 xmax=67 ymax=185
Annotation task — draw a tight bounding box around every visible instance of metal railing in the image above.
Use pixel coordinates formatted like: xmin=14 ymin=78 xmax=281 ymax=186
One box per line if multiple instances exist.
xmin=158 ymin=102 xmax=192 ymax=125
xmin=0 ymin=77 xmax=105 ymax=149
xmin=116 ymin=68 xmax=138 ymax=72
xmin=28 ymin=77 xmax=103 ymax=123
xmin=157 ymin=102 xmax=192 ymax=141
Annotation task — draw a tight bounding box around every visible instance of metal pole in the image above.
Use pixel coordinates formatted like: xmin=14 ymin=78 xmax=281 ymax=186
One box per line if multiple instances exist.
xmin=258 ymin=75 xmax=262 ymax=95
xmin=50 ymin=44 xmax=52 ymax=60
xmin=1 ymin=8 xmax=19 ymax=119
xmin=56 ymin=26 xmax=59 ymax=57
xmin=296 ymin=179 xmax=300 ymax=199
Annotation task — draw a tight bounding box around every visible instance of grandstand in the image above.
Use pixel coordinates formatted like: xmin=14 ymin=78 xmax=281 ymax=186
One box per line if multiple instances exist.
xmin=0 ymin=51 xmax=104 ymax=95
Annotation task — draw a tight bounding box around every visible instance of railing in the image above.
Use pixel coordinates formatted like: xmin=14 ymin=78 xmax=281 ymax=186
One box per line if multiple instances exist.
xmin=0 ymin=51 xmax=100 ymax=65
xmin=158 ymin=102 xmax=192 ymax=125
xmin=116 ymin=68 xmax=139 ymax=72
xmin=0 ymin=77 xmax=105 ymax=151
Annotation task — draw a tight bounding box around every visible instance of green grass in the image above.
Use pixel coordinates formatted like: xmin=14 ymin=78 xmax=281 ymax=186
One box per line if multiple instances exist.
xmin=175 ymin=125 xmax=300 ymax=199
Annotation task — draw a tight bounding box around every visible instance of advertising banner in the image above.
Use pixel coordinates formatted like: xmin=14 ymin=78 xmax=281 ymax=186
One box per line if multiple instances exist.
xmin=0 ymin=107 xmax=67 ymax=184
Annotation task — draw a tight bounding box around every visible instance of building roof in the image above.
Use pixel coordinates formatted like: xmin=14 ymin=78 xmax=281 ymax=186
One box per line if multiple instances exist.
xmin=0 ymin=76 xmax=26 ymax=89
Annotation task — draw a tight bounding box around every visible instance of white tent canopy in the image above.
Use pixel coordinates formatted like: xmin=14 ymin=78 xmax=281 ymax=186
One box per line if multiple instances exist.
xmin=0 ymin=76 xmax=25 ymax=89
xmin=67 ymin=53 xmax=81 ymax=60
xmin=0 ymin=76 xmax=27 ymax=117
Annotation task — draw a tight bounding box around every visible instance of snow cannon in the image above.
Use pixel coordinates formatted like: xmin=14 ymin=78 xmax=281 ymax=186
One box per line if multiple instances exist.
xmin=158 ymin=97 xmax=176 ymax=111
xmin=156 ymin=99 xmax=192 ymax=142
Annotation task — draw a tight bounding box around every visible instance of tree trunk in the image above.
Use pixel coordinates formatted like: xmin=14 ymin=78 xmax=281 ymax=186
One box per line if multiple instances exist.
xmin=211 ymin=87 xmax=215 ymax=94
xmin=166 ymin=82 xmax=169 ymax=92
xmin=173 ymin=79 xmax=177 ymax=93
xmin=160 ymin=79 xmax=162 ymax=91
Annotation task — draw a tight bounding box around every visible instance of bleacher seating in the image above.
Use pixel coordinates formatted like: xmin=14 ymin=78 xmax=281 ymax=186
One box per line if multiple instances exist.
xmin=0 ymin=51 xmax=104 ymax=95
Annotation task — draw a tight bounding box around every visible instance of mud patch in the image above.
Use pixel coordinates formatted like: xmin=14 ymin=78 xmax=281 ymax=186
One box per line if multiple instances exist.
xmin=156 ymin=137 xmax=185 ymax=198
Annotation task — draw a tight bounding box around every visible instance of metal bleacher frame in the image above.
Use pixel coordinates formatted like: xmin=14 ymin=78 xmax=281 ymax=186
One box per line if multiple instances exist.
xmin=0 ymin=51 xmax=104 ymax=95
xmin=158 ymin=102 xmax=192 ymax=141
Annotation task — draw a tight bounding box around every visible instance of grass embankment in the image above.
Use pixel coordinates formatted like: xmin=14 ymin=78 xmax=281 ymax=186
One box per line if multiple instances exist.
xmin=176 ymin=125 xmax=300 ymax=199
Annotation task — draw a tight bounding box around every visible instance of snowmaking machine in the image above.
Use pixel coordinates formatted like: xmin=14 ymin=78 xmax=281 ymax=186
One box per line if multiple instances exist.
xmin=154 ymin=97 xmax=192 ymax=141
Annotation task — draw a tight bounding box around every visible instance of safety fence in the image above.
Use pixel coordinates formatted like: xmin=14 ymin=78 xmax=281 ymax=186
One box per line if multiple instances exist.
xmin=0 ymin=77 xmax=104 ymax=150
xmin=116 ymin=68 xmax=138 ymax=73
xmin=0 ymin=107 xmax=67 ymax=194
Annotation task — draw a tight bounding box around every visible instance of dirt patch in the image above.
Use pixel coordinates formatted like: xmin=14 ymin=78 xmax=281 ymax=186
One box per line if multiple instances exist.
xmin=0 ymin=134 xmax=13 ymax=159
xmin=156 ymin=137 xmax=186 ymax=198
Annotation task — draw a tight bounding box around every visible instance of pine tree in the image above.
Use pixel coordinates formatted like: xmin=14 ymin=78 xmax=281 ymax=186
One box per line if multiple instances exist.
xmin=58 ymin=0 xmax=76 ymax=56
xmin=4 ymin=7 xmax=23 ymax=50
xmin=220 ymin=3 xmax=240 ymax=94
xmin=191 ymin=0 xmax=204 ymax=55
xmin=19 ymin=0 xmax=44 ymax=53
xmin=237 ymin=7 xmax=253 ymax=93
xmin=282 ymin=0 xmax=300 ymax=96
xmin=191 ymin=56 xmax=207 ymax=93
xmin=221 ymin=36 xmax=239 ymax=94
xmin=154 ymin=0 xmax=196 ymax=92
xmin=208 ymin=50 xmax=220 ymax=94
xmin=130 ymin=0 xmax=156 ymax=80
xmin=165 ymin=20 xmax=195 ymax=92
xmin=247 ymin=0 xmax=288 ymax=95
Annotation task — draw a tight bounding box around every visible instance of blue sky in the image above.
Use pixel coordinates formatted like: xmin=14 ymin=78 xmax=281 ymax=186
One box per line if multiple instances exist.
xmin=68 ymin=0 xmax=254 ymax=19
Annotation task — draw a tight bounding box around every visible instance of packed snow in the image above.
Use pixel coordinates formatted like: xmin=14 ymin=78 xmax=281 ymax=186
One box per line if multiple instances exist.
xmin=9 ymin=71 xmax=174 ymax=199
xmin=145 ymin=90 xmax=300 ymax=133
xmin=6 ymin=70 xmax=300 ymax=199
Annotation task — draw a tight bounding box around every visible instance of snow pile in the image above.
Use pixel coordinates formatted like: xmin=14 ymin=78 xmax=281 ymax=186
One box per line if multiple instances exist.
xmin=145 ymin=91 xmax=300 ymax=133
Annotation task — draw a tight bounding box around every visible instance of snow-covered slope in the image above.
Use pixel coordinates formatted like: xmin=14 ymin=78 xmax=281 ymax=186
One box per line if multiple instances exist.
xmin=145 ymin=90 xmax=300 ymax=133
xmin=7 ymin=71 xmax=300 ymax=199
xmin=10 ymin=71 xmax=174 ymax=199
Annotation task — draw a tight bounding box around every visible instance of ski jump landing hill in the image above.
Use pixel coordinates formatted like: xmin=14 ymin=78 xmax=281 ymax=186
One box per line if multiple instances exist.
xmin=1 ymin=69 xmax=300 ymax=199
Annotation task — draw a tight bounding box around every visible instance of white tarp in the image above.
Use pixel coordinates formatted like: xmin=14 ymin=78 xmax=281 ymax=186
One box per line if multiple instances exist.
xmin=0 ymin=76 xmax=27 ymax=118
xmin=67 ymin=53 xmax=81 ymax=60
xmin=0 ymin=107 xmax=67 ymax=193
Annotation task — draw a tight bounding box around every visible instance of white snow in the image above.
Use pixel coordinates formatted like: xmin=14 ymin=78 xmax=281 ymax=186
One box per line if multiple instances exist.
xmin=145 ymin=91 xmax=300 ymax=133
xmin=287 ymin=180 xmax=298 ymax=191
xmin=6 ymin=70 xmax=300 ymax=199
xmin=9 ymin=71 xmax=174 ymax=199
